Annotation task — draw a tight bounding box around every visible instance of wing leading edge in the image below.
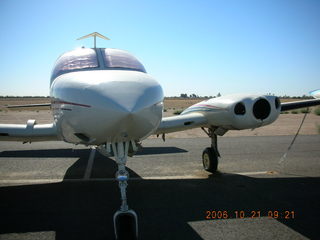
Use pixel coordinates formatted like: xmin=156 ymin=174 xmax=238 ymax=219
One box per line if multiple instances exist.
xmin=0 ymin=120 xmax=58 ymax=142
xmin=5 ymin=103 xmax=51 ymax=108
xmin=280 ymin=99 xmax=320 ymax=111
xmin=155 ymin=112 xmax=207 ymax=134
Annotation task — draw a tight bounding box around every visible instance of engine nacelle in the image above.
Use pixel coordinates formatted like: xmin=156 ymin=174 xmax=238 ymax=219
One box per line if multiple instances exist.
xmin=182 ymin=94 xmax=281 ymax=130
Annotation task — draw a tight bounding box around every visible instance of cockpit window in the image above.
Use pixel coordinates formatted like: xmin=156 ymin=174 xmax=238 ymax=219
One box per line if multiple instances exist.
xmin=102 ymin=49 xmax=146 ymax=73
xmin=51 ymin=48 xmax=147 ymax=81
xmin=51 ymin=48 xmax=98 ymax=80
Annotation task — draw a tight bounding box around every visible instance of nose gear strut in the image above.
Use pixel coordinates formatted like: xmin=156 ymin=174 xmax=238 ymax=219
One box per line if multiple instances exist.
xmin=111 ymin=141 xmax=138 ymax=240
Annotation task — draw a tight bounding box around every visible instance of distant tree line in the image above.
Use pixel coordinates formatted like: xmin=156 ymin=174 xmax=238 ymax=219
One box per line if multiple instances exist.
xmin=178 ymin=93 xmax=222 ymax=99
xmin=166 ymin=93 xmax=313 ymax=99
xmin=279 ymin=95 xmax=313 ymax=99
xmin=0 ymin=94 xmax=313 ymax=99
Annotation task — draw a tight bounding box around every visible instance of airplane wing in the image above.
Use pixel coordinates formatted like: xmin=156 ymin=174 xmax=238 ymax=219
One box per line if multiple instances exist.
xmin=155 ymin=94 xmax=320 ymax=135
xmin=0 ymin=120 xmax=58 ymax=142
xmin=155 ymin=112 xmax=207 ymax=134
xmin=0 ymin=102 xmax=56 ymax=142
xmin=281 ymin=99 xmax=320 ymax=111
xmin=5 ymin=103 xmax=51 ymax=108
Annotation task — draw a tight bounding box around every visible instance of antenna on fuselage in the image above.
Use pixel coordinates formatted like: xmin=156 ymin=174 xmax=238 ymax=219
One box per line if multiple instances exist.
xmin=77 ymin=32 xmax=110 ymax=48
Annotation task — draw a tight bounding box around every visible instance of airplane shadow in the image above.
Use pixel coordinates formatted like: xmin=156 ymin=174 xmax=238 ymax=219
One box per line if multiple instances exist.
xmin=0 ymin=149 xmax=319 ymax=239
xmin=136 ymin=146 xmax=187 ymax=155
xmin=0 ymin=146 xmax=187 ymax=158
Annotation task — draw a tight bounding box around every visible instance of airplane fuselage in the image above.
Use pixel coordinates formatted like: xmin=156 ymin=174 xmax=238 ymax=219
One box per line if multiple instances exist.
xmin=50 ymin=48 xmax=164 ymax=145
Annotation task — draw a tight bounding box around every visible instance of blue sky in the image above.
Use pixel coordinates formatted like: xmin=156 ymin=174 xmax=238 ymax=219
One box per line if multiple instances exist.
xmin=0 ymin=0 xmax=319 ymax=97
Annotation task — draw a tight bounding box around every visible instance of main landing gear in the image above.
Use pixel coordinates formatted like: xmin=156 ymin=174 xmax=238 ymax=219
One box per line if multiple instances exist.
xmin=111 ymin=141 xmax=138 ymax=240
xmin=201 ymin=127 xmax=226 ymax=173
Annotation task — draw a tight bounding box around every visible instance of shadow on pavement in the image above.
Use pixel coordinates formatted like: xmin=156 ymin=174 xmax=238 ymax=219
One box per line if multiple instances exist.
xmin=0 ymin=149 xmax=319 ymax=239
xmin=0 ymin=146 xmax=187 ymax=158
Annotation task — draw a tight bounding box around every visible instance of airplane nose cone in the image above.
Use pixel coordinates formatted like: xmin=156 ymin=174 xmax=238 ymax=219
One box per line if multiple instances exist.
xmin=108 ymin=101 xmax=163 ymax=142
xmin=91 ymin=74 xmax=164 ymax=142
xmin=52 ymin=70 xmax=164 ymax=144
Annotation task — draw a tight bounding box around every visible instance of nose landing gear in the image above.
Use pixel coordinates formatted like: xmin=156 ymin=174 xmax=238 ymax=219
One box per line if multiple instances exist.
xmin=111 ymin=141 xmax=138 ymax=240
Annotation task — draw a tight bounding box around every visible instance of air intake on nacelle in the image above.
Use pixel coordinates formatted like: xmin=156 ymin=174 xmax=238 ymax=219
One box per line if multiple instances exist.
xmin=234 ymin=102 xmax=246 ymax=115
xmin=253 ymin=99 xmax=271 ymax=120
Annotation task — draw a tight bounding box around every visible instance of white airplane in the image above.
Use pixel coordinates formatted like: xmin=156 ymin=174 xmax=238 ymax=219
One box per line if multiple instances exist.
xmin=1 ymin=32 xmax=320 ymax=239
xmin=310 ymin=89 xmax=320 ymax=99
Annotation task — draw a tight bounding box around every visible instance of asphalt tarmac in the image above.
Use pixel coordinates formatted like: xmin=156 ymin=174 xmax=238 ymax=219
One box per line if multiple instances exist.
xmin=0 ymin=135 xmax=319 ymax=240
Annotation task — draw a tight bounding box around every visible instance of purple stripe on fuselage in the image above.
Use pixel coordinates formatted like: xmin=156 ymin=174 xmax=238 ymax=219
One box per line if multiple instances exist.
xmin=52 ymin=100 xmax=91 ymax=108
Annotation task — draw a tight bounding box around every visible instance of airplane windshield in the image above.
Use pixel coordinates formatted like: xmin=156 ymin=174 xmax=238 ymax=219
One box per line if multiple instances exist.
xmin=51 ymin=48 xmax=146 ymax=81
xmin=102 ymin=49 xmax=146 ymax=73
xmin=51 ymin=48 xmax=98 ymax=80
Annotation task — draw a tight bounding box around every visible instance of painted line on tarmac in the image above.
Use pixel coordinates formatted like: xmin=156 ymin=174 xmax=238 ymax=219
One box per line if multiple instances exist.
xmin=0 ymin=179 xmax=64 ymax=184
xmin=0 ymin=171 xmax=276 ymax=185
xmin=234 ymin=171 xmax=277 ymax=176
xmin=83 ymin=148 xmax=96 ymax=179
xmin=0 ymin=176 xmax=198 ymax=184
